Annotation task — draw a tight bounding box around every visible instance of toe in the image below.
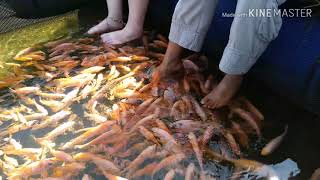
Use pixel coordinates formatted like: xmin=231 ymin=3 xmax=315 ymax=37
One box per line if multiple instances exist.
xmin=211 ymin=102 xmax=218 ymax=109
xmin=204 ymin=100 xmax=212 ymax=109
xmin=88 ymin=27 xmax=98 ymax=35
xmin=88 ymin=25 xmax=103 ymax=35
xmin=208 ymin=101 xmax=216 ymax=109
xmin=87 ymin=29 xmax=94 ymax=34
xmin=201 ymin=96 xmax=208 ymax=105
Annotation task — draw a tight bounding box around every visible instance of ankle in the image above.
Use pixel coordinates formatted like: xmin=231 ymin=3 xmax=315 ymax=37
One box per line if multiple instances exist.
xmin=106 ymin=16 xmax=124 ymax=27
xmin=224 ymin=74 xmax=243 ymax=81
xmin=221 ymin=74 xmax=243 ymax=88
xmin=123 ymin=24 xmax=143 ymax=36
xmin=107 ymin=15 xmax=123 ymax=22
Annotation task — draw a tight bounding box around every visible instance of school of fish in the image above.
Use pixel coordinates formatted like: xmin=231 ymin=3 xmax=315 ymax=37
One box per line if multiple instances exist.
xmin=0 ymin=32 xmax=282 ymax=180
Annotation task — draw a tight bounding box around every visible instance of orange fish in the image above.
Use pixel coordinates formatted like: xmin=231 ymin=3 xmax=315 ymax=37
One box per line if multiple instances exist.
xmin=152 ymin=153 xmax=186 ymax=176
xmin=138 ymin=126 xmax=160 ymax=145
xmin=125 ymin=145 xmax=157 ymax=174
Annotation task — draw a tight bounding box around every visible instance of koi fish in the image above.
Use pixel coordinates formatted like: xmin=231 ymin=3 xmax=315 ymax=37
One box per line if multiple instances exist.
xmin=39 ymin=99 xmax=64 ymax=112
xmin=188 ymin=132 xmax=204 ymax=171
xmin=37 ymin=92 xmax=66 ymax=99
xmin=152 ymin=128 xmax=181 ymax=154
xmin=61 ymin=121 xmax=115 ymax=149
xmin=230 ymin=106 xmax=262 ymax=137
xmin=32 ymin=110 xmax=71 ymax=130
xmin=116 ymin=141 xmax=148 ymax=158
xmin=185 ymin=163 xmax=197 ymax=180
xmin=36 ymin=121 xmax=75 ymax=143
xmin=164 ymin=169 xmax=176 ymax=180
xmin=0 ymin=120 xmax=37 ymax=138
xmin=240 ymin=97 xmax=264 ymax=121
xmin=171 ymin=120 xmax=204 ymax=133
xmin=155 ymin=119 xmax=171 ymax=133
xmin=80 ymin=66 xmax=105 ymax=74
xmin=74 ymin=153 xmax=120 ymax=174
xmin=231 ymin=121 xmax=249 ymax=148
xmin=4 ymin=148 xmax=42 ymax=161
xmin=129 ymin=113 xmax=158 ymax=133
xmin=199 ymin=125 xmax=215 ymax=149
xmin=189 ymin=96 xmax=207 ymax=121
xmin=152 ymin=153 xmax=186 ymax=176
xmin=14 ymin=47 xmax=35 ymax=59
xmin=84 ymin=112 xmax=108 ymax=124
xmin=261 ymin=125 xmax=288 ymax=156
xmin=5 ymin=63 xmax=21 ymax=67
xmin=222 ymin=131 xmax=241 ymax=156
xmin=3 ymin=137 xmax=22 ymax=149
xmin=75 ymin=125 xmax=121 ymax=149
xmin=130 ymin=162 xmax=158 ymax=178
xmin=205 ymin=148 xmax=266 ymax=171
xmin=52 ymin=162 xmax=85 ymax=177
xmin=50 ymin=149 xmax=74 ymax=162
xmin=135 ymin=97 xmax=154 ymax=114
xmin=138 ymin=126 xmax=160 ymax=145
xmin=11 ymin=87 xmax=40 ymax=94
xmin=125 ymin=145 xmax=157 ymax=174
xmin=8 ymin=159 xmax=55 ymax=179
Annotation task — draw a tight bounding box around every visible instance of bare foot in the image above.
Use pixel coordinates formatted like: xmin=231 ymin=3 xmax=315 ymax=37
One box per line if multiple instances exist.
xmin=152 ymin=60 xmax=184 ymax=87
xmin=153 ymin=42 xmax=185 ymax=83
xmin=201 ymin=74 xmax=243 ymax=109
xmin=87 ymin=17 xmax=124 ymax=35
xmin=101 ymin=26 xmax=143 ymax=45
xmin=158 ymin=58 xmax=184 ymax=80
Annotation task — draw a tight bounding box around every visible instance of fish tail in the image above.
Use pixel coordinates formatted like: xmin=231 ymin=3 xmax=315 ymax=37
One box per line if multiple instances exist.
xmin=32 ymin=135 xmax=44 ymax=145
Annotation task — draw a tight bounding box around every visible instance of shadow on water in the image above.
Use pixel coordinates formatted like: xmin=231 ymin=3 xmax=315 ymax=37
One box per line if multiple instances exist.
xmin=0 ymin=11 xmax=79 ymax=79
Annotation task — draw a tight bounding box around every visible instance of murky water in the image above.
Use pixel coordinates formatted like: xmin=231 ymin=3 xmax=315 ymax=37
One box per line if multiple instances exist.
xmin=0 ymin=11 xmax=79 ymax=79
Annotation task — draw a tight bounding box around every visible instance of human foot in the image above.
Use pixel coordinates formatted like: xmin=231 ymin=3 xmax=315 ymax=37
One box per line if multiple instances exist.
xmin=101 ymin=26 xmax=143 ymax=45
xmin=87 ymin=17 xmax=124 ymax=35
xmin=201 ymin=74 xmax=243 ymax=109
xmin=151 ymin=59 xmax=184 ymax=87
xmin=159 ymin=57 xmax=184 ymax=79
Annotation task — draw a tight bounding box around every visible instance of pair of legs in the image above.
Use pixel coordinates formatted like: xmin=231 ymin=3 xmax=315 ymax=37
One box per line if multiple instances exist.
xmin=88 ymin=0 xmax=149 ymax=45
xmin=157 ymin=0 xmax=285 ymax=109
xmin=157 ymin=42 xmax=243 ymax=109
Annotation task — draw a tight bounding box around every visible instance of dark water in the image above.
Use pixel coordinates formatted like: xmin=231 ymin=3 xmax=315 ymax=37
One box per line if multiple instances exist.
xmin=242 ymin=79 xmax=320 ymax=180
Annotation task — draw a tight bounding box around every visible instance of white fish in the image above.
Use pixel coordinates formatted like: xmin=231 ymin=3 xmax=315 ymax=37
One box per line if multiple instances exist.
xmin=261 ymin=125 xmax=288 ymax=156
xmin=32 ymin=110 xmax=71 ymax=130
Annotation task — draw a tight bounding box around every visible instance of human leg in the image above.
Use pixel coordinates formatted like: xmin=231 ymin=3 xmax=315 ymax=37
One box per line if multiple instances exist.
xmin=202 ymin=0 xmax=286 ymax=108
xmin=87 ymin=0 xmax=124 ymax=35
xmin=101 ymin=0 xmax=149 ymax=45
xmin=156 ymin=0 xmax=218 ymax=81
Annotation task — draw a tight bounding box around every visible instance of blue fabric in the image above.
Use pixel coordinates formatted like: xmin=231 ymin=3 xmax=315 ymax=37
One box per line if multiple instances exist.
xmin=147 ymin=0 xmax=320 ymax=114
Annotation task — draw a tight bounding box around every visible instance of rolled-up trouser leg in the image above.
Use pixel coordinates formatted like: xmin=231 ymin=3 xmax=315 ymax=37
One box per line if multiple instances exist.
xmin=169 ymin=0 xmax=219 ymax=52
xmin=219 ymin=0 xmax=286 ymax=75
